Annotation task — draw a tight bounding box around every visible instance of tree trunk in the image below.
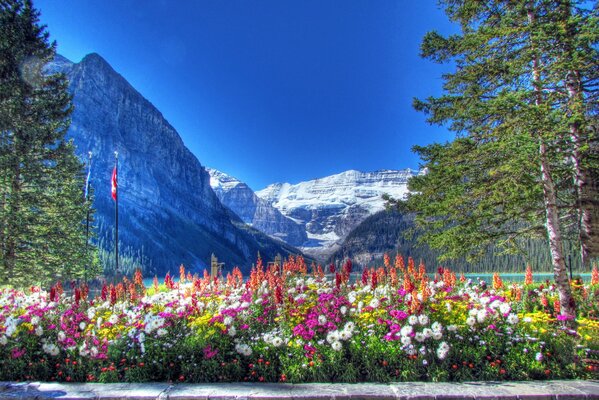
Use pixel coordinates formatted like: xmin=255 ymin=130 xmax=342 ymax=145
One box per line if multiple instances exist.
xmin=561 ymin=1 xmax=599 ymax=267
xmin=528 ymin=4 xmax=576 ymax=319
xmin=539 ymin=142 xmax=576 ymax=317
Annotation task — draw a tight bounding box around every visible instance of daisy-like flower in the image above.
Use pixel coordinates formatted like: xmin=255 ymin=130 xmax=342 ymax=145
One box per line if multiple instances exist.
xmin=476 ymin=309 xmax=487 ymax=323
xmin=507 ymin=313 xmax=519 ymax=325
xmin=235 ymin=343 xmax=252 ymax=356
xmin=331 ymin=341 xmax=342 ymax=351
xmin=339 ymin=330 xmax=352 ymax=341
xmin=326 ymin=330 xmax=340 ymax=344
xmin=272 ymin=337 xmax=284 ymax=347
xmin=436 ymin=341 xmax=450 ymax=360
xmin=156 ymin=328 xmax=168 ymax=337
xmin=418 ymin=314 xmax=430 ymax=325
xmin=422 ymin=328 xmax=433 ymax=339
xmin=408 ymin=315 xmax=418 ymax=325
xmin=466 ymin=316 xmax=476 ymax=327
xmin=318 ymin=315 xmax=327 ymax=325
xmin=415 ymin=332 xmax=425 ymax=342
xmin=401 ymin=325 xmax=413 ymax=337
xmin=499 ymin=303 xmax=511 ymax=315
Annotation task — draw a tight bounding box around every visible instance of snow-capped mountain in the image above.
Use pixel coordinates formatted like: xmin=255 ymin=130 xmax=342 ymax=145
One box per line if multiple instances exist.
xmin=256 ymin=169 xmax=418 ymax=258
xmin=207 ymin=168 xmax=307 ymax=246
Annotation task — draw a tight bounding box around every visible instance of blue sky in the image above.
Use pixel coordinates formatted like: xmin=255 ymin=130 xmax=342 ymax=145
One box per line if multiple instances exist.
xmin=36 ymin=1 xmax=457 ymax=190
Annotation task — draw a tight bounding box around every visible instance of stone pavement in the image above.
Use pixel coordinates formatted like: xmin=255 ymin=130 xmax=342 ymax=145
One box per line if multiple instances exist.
xmin=0 ymin=380 xmax=597 ymax=400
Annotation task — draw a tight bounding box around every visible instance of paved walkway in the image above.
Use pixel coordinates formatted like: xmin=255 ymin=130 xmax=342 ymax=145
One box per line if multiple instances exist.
xmin=0 ymin=380 xmax=597 ymax=399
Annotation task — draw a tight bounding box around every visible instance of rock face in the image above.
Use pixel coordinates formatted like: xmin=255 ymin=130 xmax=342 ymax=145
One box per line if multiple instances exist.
xmin=256 ymin=169 xmax=417 ymax=258
xmin=207 ymin=169 xmax=308 ymax=246
xmin=52 ymin=53 xmax=299 ymax=275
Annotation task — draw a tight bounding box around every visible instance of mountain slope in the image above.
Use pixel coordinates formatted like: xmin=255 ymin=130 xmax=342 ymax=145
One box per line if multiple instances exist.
xmin=330 ymin=209 xmax=585 ymax=272
xmin=256 ymin=169 xmax=417 ymax=257
xmin=53 ymin=53 xmax=299 ymax=275
xmin=207 ymin=168 xmax=307 ymax=246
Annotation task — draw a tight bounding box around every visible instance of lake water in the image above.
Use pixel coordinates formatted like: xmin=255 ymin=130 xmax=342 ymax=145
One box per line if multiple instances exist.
xmin=144 ymin=272 xmax=593 ymax=287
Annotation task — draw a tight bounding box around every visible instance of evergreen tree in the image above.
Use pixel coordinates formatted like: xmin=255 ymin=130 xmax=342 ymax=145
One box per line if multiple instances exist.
xmin=0 ymin=0 xmax=98 ymax=287
xmin=403 ymin=0 xmax=597 ymax=318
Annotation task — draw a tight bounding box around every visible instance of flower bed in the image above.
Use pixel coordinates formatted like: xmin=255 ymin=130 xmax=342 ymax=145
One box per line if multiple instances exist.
xmin=1 ymin=256 xmax=598 ymax=383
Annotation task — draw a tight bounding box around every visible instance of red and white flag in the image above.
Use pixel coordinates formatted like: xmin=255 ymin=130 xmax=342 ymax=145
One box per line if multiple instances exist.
xmin=111 ymin=166 xmax=117 ymax=201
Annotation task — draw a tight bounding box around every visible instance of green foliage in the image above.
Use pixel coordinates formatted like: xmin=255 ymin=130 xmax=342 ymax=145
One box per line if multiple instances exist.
xmin=397 ymin=0 xmax=598 ymax=266
xmin=0 ymin=0 xmax=98 ymax=287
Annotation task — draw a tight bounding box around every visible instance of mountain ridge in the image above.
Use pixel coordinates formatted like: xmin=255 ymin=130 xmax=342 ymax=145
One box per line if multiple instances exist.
xmin=54 ymin=53 xmax=301 ymax=275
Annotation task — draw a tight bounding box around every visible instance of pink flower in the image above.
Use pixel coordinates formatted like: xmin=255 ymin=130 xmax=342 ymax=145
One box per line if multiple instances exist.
xmin=203 ymin=345 xmax=218 ymax=359
xmin=11 ymin=348 xmax=25 ymax=359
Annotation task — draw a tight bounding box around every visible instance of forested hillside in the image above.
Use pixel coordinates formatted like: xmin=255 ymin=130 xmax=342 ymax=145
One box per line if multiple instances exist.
xmin=330 ymin=209 xmax=586 ymax=273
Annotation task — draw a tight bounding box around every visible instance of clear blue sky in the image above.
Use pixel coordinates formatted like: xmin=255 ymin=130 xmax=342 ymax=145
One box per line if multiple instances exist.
xmin=35 ymin=1 xmax=457 ymax=190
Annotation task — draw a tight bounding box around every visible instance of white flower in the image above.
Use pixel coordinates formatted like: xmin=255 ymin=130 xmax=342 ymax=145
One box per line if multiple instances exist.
xmin=35 ymin=326 xmax=43 ymax=336
xmin=272 ymin=337 xmax=284 ymax=347
xmin=432 ymin=331 xmax=443 ymax=340
xmin=369 ymin=298 xmax=380 ymax=309
xmin=79 ymin=322 xmax=87 ymax=331
xmin=418 ymin=314 xmax=429 ymax=325
xmin=348 ymin=291 xmax=357 ymax=303
xmin=318 ymin=315 xmax=327 ymax=325
xmin=507 ymin=313 xmax=519 ymax=325
xmin=87 ymin=308 xmax=96 ymax=320
xmin=344 ymin=322 xmax=355 ymax=332
xmin=331 ymin=341 xmax=342 ymax=351
xmin=340 ymin=306 xmax=347 ymax=315
xmin=535 ymin=352 xmax=544 ymax=362
xmin=223 ymin=316 xmax=233 ymax=326
xmin=499 ymin=303 xmax=511 ymax=315
xmin=431 ymin=322 xmax=442 ymax=333
xmin=58 ymin=331 xmax=66 ymax=342
xmin=415 ymin=332 xmax=425 ymax=342
xmin=408 ymin=315 xmax=418 ymax=325
xmin=156 ymin=328 xmax=168 ymax=337
xmin=0 ymin=336 xmax=7 ymax=345
xmin=326 ymin=330 xmax=340 ymax=344
xmin=90 ymin=346 xmax=99 ymax=357
xmin=401 ymin=335 xmax=412 ymax=346
xmin=339 ymin=330 xmax=352 ymax=341
xmin=400 ymin=325 xmax=413 ymax=337
xmin=447 ymin=324 xmax=458 ymax=332
xmin=406 ymin=345 xmax=417 ymax=356
xmin=42 ymin=343 xmax=59 ymax=356
xmin=437 ymin=341 xmax=450 ymax=360
xmin=31 ymin=316 xmax=40 ymax=326
xmin=109 ymin=314 xmax=119 ymax=325
xmin=476 ymin=309 xmax=487 ymax=323
xmin=422 ymin=328 xmax=433 ymax=339
xmin=466 ymin=317 xmax=476 ymax=327
xmin=235 ymin=343 xmax=252 ymax=357
xmin=227 ymin=326 xmax=237 ymax=337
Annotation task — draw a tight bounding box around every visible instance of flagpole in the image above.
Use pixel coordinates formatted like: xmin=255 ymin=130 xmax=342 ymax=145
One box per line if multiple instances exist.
xmin=84 ymin=151 xmax=92 ymax=283
xmin=114 ymin=151 xmax=119 ymax=280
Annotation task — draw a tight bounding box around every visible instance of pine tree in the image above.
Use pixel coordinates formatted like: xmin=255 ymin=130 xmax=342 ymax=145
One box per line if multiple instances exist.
xmin=0 ymin=0 xmax=98 ymax=287
xmin=405 ymin=0 xmax=598 ymax=318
